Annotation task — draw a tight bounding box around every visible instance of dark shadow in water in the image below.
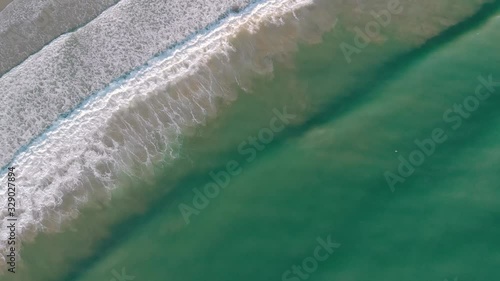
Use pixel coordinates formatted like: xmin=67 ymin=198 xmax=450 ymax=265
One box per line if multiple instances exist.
xmin=59 ymin=1 xmax=499 ymax=280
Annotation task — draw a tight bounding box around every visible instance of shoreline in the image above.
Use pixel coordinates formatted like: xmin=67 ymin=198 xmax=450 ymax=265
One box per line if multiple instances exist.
xmin=0 ymin=0 xmax=496 ymax=276
xmin=0 ymin=0 xmax=256 ymax=171
xmin=0 ymin=0 xmax=320 ymax=274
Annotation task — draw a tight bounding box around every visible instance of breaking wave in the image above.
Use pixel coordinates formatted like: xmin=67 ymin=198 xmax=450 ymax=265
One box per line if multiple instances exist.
xmin=0 ymin=0 xmax=337 ymax=273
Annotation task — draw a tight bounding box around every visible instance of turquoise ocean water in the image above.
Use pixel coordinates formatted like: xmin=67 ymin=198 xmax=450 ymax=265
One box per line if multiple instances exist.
xmin=2 ymin=1 xmax=500 ymax=281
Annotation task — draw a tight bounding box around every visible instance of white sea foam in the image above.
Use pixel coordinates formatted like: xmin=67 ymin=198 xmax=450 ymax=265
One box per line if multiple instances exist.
xmin=0 ymin=0 xmax=254 ymax=169
xmin=0 ymin=0 xmax=337 ymax=272
xmin=0 ymin=0 xmax=119 ymax=75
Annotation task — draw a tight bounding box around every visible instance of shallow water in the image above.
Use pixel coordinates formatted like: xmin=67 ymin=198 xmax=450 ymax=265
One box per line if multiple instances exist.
xmin=64 ymin=8 xmax=500 ymax=281
xmin=2 ymin=0 xmax=500 ymax=280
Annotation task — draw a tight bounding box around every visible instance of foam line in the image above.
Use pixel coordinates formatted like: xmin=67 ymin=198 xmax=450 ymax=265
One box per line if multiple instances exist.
xmin=0 ymin=0 xmax=121 ymax=76
xmin=0 ymin=0 xmax=321 ymax=272
xmin=0 ymin=0 xmax=255 ymax=170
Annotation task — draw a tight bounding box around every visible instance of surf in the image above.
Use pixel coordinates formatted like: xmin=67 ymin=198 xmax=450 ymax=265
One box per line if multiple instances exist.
xmin=0 ymin=0 xmax=335 ymax=273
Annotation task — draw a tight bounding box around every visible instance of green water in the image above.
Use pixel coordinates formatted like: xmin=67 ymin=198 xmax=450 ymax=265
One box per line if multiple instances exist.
xmin=9 ymin=1 xmax=500 ymax=281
